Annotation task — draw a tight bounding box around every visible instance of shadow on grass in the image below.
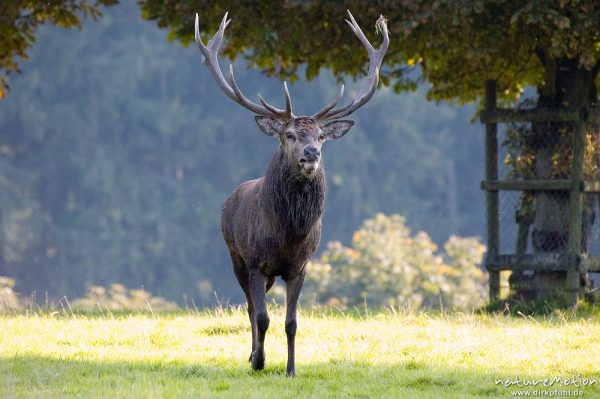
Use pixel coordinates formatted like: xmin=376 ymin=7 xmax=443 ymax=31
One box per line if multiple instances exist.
xmin=197 ymin=324 xmax=251 ymax=336
xmin=2 ymin=354 xmax=599 ymax=398
xmin=482 ymin=296 xmax=600 ymax=318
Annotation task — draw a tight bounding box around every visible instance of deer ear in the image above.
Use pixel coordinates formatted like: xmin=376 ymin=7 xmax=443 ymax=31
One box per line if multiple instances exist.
xmin=255 ymin=116 xmax=283 ymax=137
xmin=321 ymin=120 xmax=354 ymax=140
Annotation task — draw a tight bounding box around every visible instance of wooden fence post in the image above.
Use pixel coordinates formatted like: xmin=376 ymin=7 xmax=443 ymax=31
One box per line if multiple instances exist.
xmin=567 ymin=115 xmax=585 ymax=305
xmin=485 ymin=80 xmax=501 ymax=302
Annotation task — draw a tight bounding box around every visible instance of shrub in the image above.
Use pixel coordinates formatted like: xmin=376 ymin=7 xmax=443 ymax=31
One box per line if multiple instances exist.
xmin=71 ymin=283 xmax=178 ymax=312
xmin=0 ymin=276 xmax=21 ymax=312
xmin=303 ymin=213 xmax=487 ymax=310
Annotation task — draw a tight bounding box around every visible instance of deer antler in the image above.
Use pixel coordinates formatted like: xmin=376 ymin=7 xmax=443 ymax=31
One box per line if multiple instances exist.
xmin=195 ymin=13 xmax=294 ymax=120
xmin=312 ymin=11 xmax=389 ymax=121
xmin=195 ymin=11 xmax=388 ymax=121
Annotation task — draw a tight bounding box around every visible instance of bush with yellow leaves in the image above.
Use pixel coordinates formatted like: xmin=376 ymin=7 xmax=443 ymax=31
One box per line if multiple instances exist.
xmin=304 ymin=213 xmax=487 ymax=310
xmin=71 ymin=283 xmax=178 ymax=312
xmin=0 ymin=276 xmax=21 ymax=312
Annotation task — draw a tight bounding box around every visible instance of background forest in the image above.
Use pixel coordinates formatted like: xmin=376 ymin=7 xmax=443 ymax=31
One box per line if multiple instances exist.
xmin=0 ymin=2 xmax=485 ymax=306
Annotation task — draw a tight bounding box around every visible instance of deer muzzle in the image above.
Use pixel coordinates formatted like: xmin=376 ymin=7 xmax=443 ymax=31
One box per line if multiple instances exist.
xmin=300 ymin=147 xmax=320 ymax=174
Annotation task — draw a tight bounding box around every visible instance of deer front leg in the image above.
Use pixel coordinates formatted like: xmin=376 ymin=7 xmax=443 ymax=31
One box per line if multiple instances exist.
xmin=284 ymin=270 xmax=306 ymax=377
xmin=249 ymin=267 xmax=269 ymax=371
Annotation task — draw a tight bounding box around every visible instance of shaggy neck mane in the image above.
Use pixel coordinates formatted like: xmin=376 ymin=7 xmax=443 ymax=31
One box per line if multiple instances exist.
xmin=263 ymin=149 xmax=326 ymax=238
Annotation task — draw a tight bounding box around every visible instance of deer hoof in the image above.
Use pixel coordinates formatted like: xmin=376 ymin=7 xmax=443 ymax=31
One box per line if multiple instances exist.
xmin=251 ymin=351 xmax=265 ymax=370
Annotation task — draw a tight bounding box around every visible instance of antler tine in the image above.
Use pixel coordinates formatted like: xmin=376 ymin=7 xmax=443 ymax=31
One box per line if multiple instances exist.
xmin=207 ymin=13 xmax=231 ymax=51
xmin=195 ymin=13 xmax=234 ymax=102
xmin=257 ymin=82 xmax=295 ymax=118
xmin=257 ymin=93 xmax=287 ymax=117
xmin=284 ymin=82 xmax=293 ymax=119
xmin=227 ymin=64 xmax=273 ymax=114
xmin=345 ymin=11 xmax=375 ymax=54
xmin=312 ymin=84 xmax=345 ymax=119
xmin=314 ymin=11 xmax=389 ymax=121
xmin=194 ymin=12 xmax=293 ymax=120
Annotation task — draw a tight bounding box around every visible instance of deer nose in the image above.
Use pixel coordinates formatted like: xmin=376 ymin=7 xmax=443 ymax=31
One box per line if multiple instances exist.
xmin=304 ymin=147 xmax=320 ymax=161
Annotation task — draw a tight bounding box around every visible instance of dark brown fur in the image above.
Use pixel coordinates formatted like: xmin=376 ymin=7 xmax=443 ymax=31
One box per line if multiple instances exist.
xmin=221 ymin=116 xmax=352 ymax=377
xmin=221 ymin=148 xmax=325 ymax=279
xmin=196 ymin=9 xmax=386 ymax=378
xmin=221 ymin=145 xmax=325 ymax=376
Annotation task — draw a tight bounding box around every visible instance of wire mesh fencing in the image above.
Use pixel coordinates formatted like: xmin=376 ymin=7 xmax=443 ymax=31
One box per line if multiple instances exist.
xmin=482 ymin=81 xmax=600 ymax=301
xmin=495 ymin=120 xmax=597 ymax=256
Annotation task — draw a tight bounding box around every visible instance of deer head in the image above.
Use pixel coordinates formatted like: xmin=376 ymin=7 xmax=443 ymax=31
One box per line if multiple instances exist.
xmin=194 ymin=11 xmax=389 ymax=178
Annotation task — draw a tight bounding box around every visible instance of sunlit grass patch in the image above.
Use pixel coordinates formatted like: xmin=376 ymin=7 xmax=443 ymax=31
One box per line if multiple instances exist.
xmin=1 ymin=307 xmax=599 ymax=398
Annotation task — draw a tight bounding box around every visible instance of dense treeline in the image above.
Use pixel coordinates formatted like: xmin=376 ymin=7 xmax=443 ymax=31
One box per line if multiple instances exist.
xmin=0 ymin=2 xmax=483 ymax=304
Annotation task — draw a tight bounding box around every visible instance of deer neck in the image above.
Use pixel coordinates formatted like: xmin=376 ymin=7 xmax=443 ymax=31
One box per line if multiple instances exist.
xmin=263 ymin=150 xmax=326 ymax=237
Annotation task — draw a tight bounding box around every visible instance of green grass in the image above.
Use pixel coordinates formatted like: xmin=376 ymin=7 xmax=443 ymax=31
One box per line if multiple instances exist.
xmin=1 ymin=307 xmax=599 ymax=398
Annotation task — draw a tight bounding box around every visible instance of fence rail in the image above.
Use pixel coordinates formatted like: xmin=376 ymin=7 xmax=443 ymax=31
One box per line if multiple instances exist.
xmin=486 ymin=254 xmax=600 ymax=272
xmin=481 ymin=179 xmax=600 ymax=192
xmin=481 ymin=80 xmax=595 ymax=304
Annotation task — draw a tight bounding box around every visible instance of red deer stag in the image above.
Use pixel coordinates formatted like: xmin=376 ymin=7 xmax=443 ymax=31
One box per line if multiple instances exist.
xmin=194 ymin=10 xmax=388 ymax=376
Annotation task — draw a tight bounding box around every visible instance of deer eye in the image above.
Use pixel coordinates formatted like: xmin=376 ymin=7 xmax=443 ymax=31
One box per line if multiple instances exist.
xmin=318 ymin=134 xmax=326 ymax=141
xmin=285 ymin=132 xmax=295 ymax=141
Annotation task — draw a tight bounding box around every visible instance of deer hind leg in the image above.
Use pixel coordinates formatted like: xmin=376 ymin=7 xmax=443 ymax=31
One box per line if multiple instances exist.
xmin=249 ymin=267 xmax=269 ymax=371
xmin=284 ymin=270 xmax=306 ymax=377
xmin=229 ymin=251 xmax=256 ymax=362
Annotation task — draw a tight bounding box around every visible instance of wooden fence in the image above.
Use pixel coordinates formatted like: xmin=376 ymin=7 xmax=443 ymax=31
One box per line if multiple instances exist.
xmin=481 ymin=80 xmax=600 ymax=305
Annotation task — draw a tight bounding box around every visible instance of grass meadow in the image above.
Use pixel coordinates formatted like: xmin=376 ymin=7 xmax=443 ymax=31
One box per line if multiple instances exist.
xmin=1 ymin=306 xmax=599 ymax=398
